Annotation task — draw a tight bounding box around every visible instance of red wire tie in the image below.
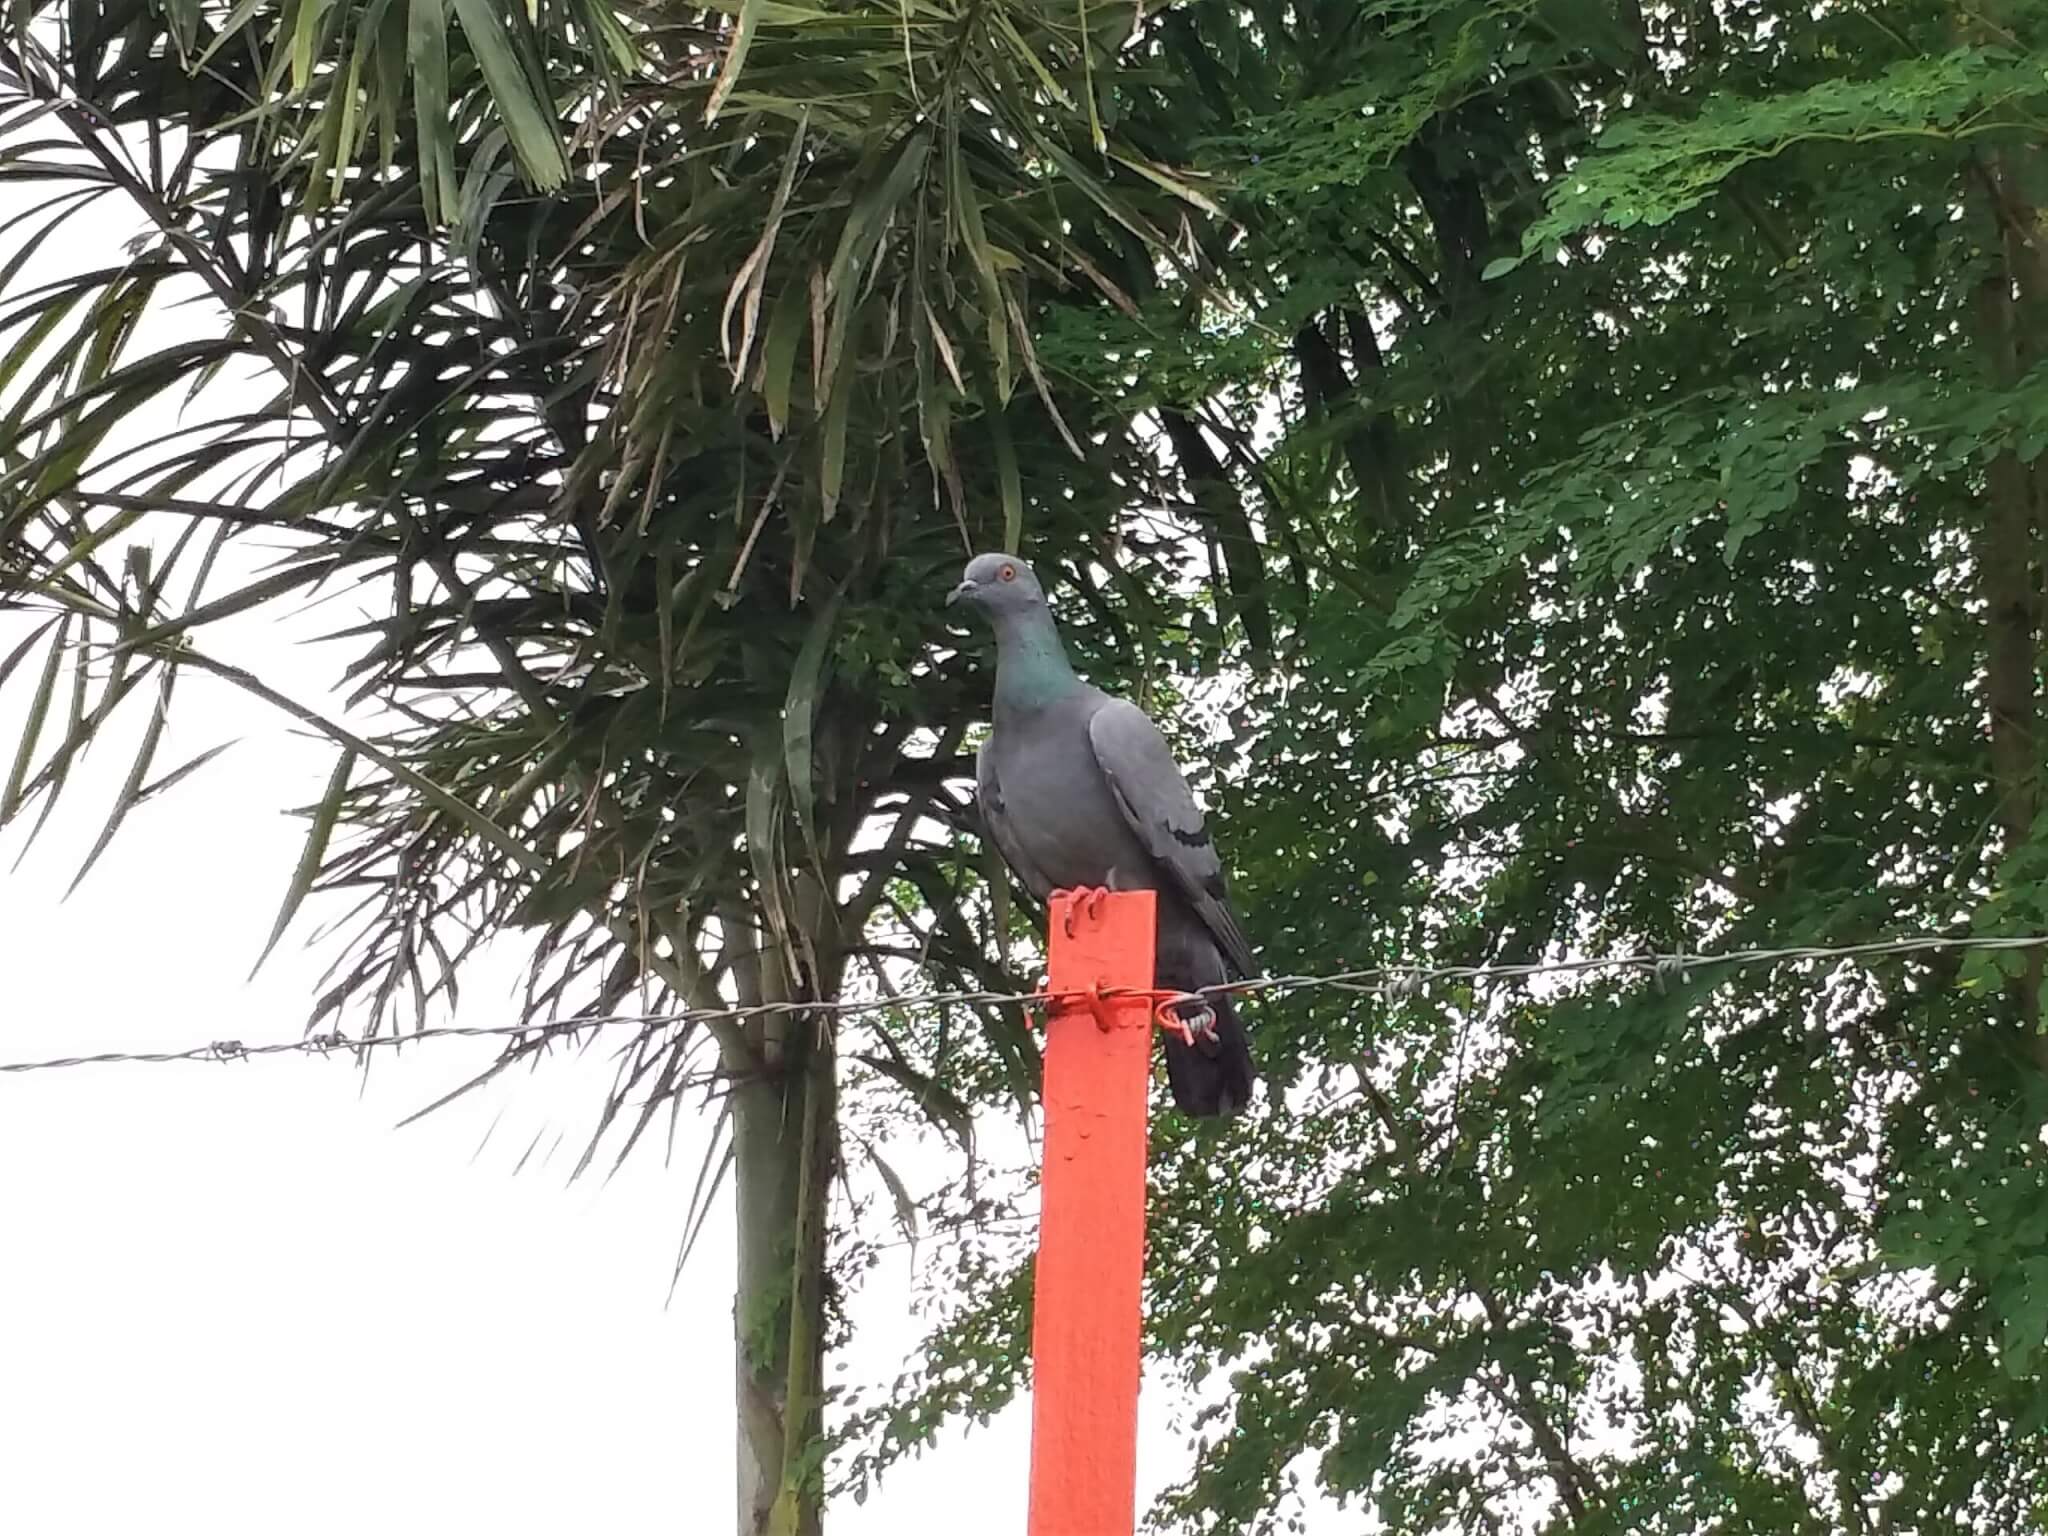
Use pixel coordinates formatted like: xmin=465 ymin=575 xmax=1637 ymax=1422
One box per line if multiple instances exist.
xmin=1045 ymin=987 xmax=1209 ymax=1043
xmin=1151 ymin=991 xmax=1212 ymax=1047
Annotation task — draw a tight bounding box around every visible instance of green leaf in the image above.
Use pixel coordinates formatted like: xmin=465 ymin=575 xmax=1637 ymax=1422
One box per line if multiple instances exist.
xmin=819 ymin=364 xmax=852 ymax=520
xmin=821 ymin=132 xmax=931 ymax=392
xmin=0 ymin=613 xmax=65 ymax=824
xmin=949 ymin=140 xmax=1010 ymax=402
xmin=672 ymin=1102 xmax=736 ymax=1294
xmin=449 ymin=0 xmax=568 ymax=189
xmin=0 ymin=615 xmax=60 ymax=700
xmin=11 ymin=614 xmax=103 ymax=865
xmin=133 ymin=740 xmax=238 ymax=805
xmin=408 ymin=0 xmax=458 ymax=221
xmin=783 ymin=586 xmax=844 ymax=872
xmin=252 ymin=747 xmax=354 ymax=975
xmin=67 ymin=658 xmax=176 ymax=896
xmin=991 ymin=9 xmax=1072 ymax=108
xmin=863 ymin=1133 xmax=922 ymax=1254
xmin=990 ymin=405 xmax=1021 ymax=551
xmin=111 ymin=558 xmax=335 ymax=657
xmin=723 ymin=112 xmax=808 ymax=383
xmin=704 ymin=0 xmax=763 ymax=125
xmin=191 ymin=0 xmax=273 ymax=67
xmin=747 ymin=732 xmax=791 ymax=951
xmin=1106 ymin=151 xmax=1224 ymax=218
xmin=0 ymin=283 xmax=90 ymax=406
xmin=291 ymin=0 xmax=331 ymax=92
xmin=761 ymin=279 xmax=809 ymax=437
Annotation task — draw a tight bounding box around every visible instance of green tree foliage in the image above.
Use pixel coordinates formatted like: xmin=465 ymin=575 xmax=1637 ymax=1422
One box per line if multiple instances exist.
xmin=866 ymin=1 xmax=2048 ymax=1531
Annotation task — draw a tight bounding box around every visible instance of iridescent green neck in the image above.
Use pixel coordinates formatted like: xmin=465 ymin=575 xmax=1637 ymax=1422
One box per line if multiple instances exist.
xmin=992 ymin=606 xmax=1077 ymax=714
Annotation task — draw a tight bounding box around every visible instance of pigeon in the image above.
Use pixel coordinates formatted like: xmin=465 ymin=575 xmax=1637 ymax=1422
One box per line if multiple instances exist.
xmin=947 ymin=551 xmax=1258 ymax=1116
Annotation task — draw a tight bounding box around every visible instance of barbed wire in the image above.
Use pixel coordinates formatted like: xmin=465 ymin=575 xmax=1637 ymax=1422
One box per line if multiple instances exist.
xmin=2 ymin=931 xmax=2040 ymax=1077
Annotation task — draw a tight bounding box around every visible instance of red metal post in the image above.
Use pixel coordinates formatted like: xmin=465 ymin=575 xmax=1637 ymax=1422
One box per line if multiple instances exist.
xmin=1027 ymin=889 xmax=1156 ymax=1536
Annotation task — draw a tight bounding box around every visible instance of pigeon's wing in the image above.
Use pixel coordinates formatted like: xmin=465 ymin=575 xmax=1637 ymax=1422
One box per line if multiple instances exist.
xmin=976 ymin=737 xmax=1054 ymax=900
xmin=1086 ymin=698 xmax=1255 ymax=976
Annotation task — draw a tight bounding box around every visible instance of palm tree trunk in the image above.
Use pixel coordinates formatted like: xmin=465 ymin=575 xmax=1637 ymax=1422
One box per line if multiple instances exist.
xmin=732 ymin=1029 xmax=836 ymax=1536
xmin=724 ymin=869 xmax=843 ymax=1536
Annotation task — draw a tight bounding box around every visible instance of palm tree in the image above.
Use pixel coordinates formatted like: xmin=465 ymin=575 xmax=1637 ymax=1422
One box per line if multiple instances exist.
xmin=0 ymin=1 xmax=1229 ymax=1528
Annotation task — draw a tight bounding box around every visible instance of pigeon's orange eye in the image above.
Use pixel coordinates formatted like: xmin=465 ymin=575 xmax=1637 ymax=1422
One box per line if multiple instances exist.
xmin=999 ymin=564 xmax=1017 ymax=582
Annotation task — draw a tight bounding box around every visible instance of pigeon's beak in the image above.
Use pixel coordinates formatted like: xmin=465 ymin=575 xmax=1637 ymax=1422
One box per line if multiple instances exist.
xmin=944 ymin=579 xmax=976 ymax=609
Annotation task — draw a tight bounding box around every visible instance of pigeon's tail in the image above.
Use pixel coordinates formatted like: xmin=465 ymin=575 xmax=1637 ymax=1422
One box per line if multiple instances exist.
xmin=1161 ymin=992 xmax=1256 ymax=1118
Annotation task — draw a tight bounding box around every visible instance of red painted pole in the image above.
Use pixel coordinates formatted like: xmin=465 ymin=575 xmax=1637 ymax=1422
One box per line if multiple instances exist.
xmin=1027 ymin=889 xmax=1156 ymax=1536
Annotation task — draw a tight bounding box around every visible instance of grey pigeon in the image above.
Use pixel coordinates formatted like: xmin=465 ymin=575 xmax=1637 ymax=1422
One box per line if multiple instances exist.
xmin=948 ymin=552 xmax=1257 ymax=1116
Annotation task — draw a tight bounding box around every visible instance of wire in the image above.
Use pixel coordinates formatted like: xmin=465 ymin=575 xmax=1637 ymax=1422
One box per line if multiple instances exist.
xmin=1 ymin=931 xmax=2040 ymax=1077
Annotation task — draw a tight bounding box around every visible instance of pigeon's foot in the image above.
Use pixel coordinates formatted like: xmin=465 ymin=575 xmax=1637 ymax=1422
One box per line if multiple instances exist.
xmin=1050 ymin=885 xmax=1111 ymax=935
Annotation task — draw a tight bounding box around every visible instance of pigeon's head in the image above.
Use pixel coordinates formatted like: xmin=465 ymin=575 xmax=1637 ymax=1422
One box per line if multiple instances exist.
xmin=946 ymin=552 xmax=1046 ymax=620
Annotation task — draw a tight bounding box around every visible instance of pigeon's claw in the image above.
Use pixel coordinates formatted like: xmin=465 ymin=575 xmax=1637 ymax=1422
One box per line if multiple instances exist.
xmin=1048 ymin=887 xmax=1079 ymax=937
xmin=1049 ymin=885 xmax=1112 ymax=936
